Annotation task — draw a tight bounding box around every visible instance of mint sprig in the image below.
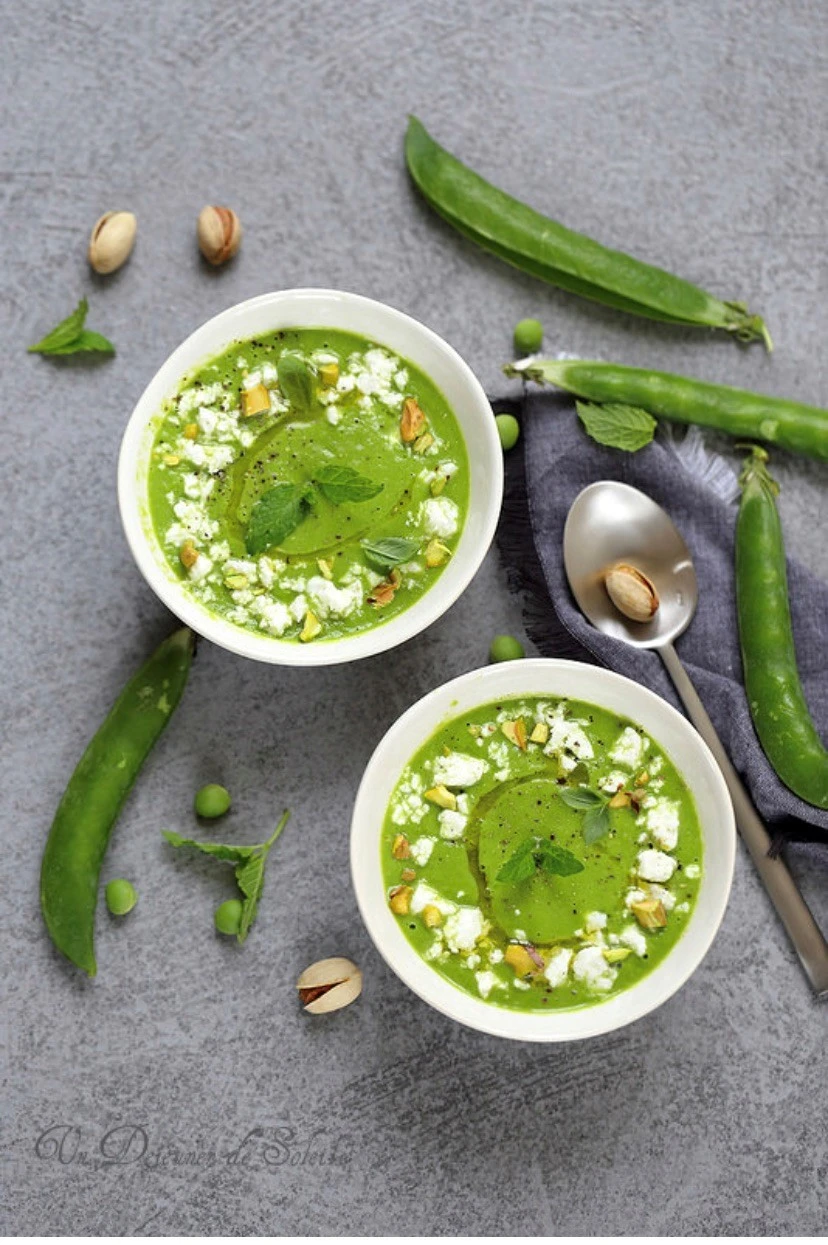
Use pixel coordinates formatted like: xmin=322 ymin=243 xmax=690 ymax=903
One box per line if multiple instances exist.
xmin=246 ymin=483 xmax=314 ymax=554
xmin=496 ymin=838 xmax=584 ymax=884
xmin=315 ymin=464 xmax=384 ymax=504
xmin=560 ymin=786 xmax=612 ymax=844
xmin=575 ymin=401 xmax=656 ymax=452
xmin=162 ymin=810 xmax=290 ymax=944
xmin=277 ymin=354 xmax=315 ymax=411
xmin=28 ymin=297 xmax=115 ymax=357
xmin=361 ymin=537 xmax=420 ymax=573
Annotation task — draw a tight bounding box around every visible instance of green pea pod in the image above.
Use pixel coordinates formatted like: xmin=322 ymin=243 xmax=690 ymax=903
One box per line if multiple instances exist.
xmin=736 ymin=449 xmax=828 ymax=809
xmin=41 ymin=627 xmax=195 ymax=975
xmin=405 ymin=116 xmax=771 ymax=349
xmin=507 ymin=358 xmax=828 ymax=461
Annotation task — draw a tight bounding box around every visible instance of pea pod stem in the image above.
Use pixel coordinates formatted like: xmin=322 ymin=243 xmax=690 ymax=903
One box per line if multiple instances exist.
xmin=40 ymin=627 xmax=195 ymax=975
xmin=506 ymin=357 xmax=828 ymax=461
xmin=736 ymin=448 xmax=828 ymax=809
xmin=406 ymin=116 xmax=771 ymax=349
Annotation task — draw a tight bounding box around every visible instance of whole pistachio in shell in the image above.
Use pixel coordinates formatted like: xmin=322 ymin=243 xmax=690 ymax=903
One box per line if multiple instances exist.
xmin=88 ymin=210 xmax=137 ymax=274
xmin=604 ymin=562 xmax=659 ymax=622
xmin=296 ymin=957 xmax=362 ymax=1015
xmin=197 ymin=205 xmax=242 ymax=266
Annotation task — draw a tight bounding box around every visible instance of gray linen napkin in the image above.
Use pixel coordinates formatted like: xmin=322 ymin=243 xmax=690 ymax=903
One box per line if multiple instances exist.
xmin=494 ymin=390 xmax=828 ymax=846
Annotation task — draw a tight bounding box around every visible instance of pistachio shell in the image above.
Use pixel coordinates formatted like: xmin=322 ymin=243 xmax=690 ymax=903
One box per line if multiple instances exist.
xmin=197 ymin=205 xmax=242 ymax=266
xmin=88 ymin=210 xmax=137 ymax=274
xmin=604 ymin=562 xmax=659 ymax=622
xmin=296 ymin=957 xmax=362 ymax=1014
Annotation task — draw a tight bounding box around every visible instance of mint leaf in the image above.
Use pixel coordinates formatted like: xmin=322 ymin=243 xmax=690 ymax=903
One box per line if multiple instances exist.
xmin=246 ymin=483 xmax=312 ymax=554
xmin=583 ymin=804 xmax=611 ymax=845
xmin=162 ymin=810 xmax=290 ymax=945
xmin=497 ymin=837 xmax=584 ymax=883
xmin=162 ymin=830 xmax=255 ymax=863
xmin=576 ymin=401 xmax=656 ymax=452
xmin=535 ymin=843 xmax=585 ymax=877
xmin=28 ymin=298 xmax=116 ymax=356
xmin=361 ymin=537 xmax=420 ymax=573
xmin=496 ymin=840 xmax=537 ymax=883
xmin=277 ymin=354 xmax=315 ymax=410
xmin=39 ymin=329 xmax=116 ymax=356
xmin=315 ymin=464 xmax=384 ymax=504
xmin=559 ymin=787 xmax=605 ymax=810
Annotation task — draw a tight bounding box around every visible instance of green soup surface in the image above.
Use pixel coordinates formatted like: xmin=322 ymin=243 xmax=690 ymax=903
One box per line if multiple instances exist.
xmin=146 ymin=328 xmax=469 ymax=644
xmin=382 ymin=695 xmax=703 ymax=1012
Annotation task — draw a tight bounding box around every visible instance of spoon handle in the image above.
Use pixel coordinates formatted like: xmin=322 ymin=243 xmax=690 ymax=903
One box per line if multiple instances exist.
xmin=659 ymin=642 xmax=828 ymax=998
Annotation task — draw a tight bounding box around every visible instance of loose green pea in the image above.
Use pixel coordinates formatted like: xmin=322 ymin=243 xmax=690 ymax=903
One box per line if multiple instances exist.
xmin=495 ymin=413 xmax=520 ymax=451
xmin=105 ymin=878 xmax=138 ymax=916
xmin=195 ymin=783 xmax=231 ymax=819
xmin=215 ymin=898 xmax=242 ymax=936
xmin=489 ymin=634 xmax=525 ymax=663
xmin=513 ymin=318 xmax=544 ymax=355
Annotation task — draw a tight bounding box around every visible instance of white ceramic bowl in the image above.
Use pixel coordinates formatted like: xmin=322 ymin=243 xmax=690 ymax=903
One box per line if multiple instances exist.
xmin=118 ymin=289 xmax=502 ymax=665
xmin=351 ymin=659 xmax=735 ymax=1042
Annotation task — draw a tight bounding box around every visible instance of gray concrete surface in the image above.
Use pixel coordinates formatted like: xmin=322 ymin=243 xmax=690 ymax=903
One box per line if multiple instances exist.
xmin=2 ymin=0 xmax=826 ymax=1234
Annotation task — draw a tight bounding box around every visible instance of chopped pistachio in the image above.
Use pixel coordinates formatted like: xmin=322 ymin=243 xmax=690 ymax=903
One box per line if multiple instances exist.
xmin=400 ymin=396 xmax=426 ymax=443
xmin=425 ymin=785 xmax=457 ymax=810
xmin=317 ymin=558 xmax=333 ymax=580
xmin=318 ymin=360 xmax=340 ymax=387
xmin=529 ymin=721 xmax=549 ymax=745
xmin=421 ymin=904 xmax=443 ymax=929
xmin=425 ymin=538 xmax=451 ymax=568
xmin=388 ymin=885 xmax=412 ymax=915
xmin=504 ymin=944 xmax=538 ymax=977
xmin=636 ymin=771 xmax=650 ymax=785
xmin=299 ymin=611 xmax=322 ymax=642
xmin=609 ymin=791 xmax=631 ymax=809
xmin=183 ymin=422 xmax=199 ymax=440
xmin=603 ymin=947 xmax=632 ymax=963
xmin=224 ymin=573 xmax=249 ymax=590
xmin=467 ymin=724 xmax=481 ymax=738
xmin=179 ymin=540 xmax=199 ymax=569
xmin=163 ymin=453 xmax=180 ymax=467
xmin=391 ymin=834 xmax=411 ymax=860
xmin=430 ymin=474 xmax=447 ymax=496
xmin=501 ymin=719 xmax=528 ymax=750
xmin=631 ymin=897 xmax=667 ymax=930
xmin=413 ymin=432 xmax=434 ymax=454
xmin=400 ymin=867 xmax=416 ymax=883
xmin=240 ymin=381 xmax=271 ymax=418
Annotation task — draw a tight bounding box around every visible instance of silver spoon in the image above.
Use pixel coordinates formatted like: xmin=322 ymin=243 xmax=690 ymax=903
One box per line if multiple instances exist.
xmin=563 ymin=479 xmax=828 ymax=998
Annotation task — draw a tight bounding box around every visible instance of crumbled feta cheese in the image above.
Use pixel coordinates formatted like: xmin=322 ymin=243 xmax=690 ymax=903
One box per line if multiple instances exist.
xmin=306 ymin=575 xmax=363 ymax=619
xmin=648 ymin=883 xmax=676 ymax=912
xmin=249 ymin=597 xmax=292 ymax=636
xmin=543 ymin=705 xmax=594 ymax=762
xmin=572 ymin=946 xmax=617 ymax=993
xmin=544 ymin=947 xmax=573 ymax=988
xmin=488 ymin=948 xmax=504 ymax=964
xmin=475 ymin=970 xmax=503 ymax=999
xmin=410 ymin=882 xmax=456 ymax=917
xmin=432 ymin=752 xmax=488 ymax=789
xmin=637 ymin=849 xmax=677 ymax=883
xmin=599 ymin=770 xmax=628 ymax=794
xmin=443 ymin=907 xmax=486 ymax=953
xmin=467 ymin=953 xmax=481 ymax=970
xmin=438 ymin=810 xmax=467 ymax=840
xmin=421 ymin=496 xmax=460 ymax=538
xmin=188 ymin=554 xmax=213 ymax=582
xmin=641 ymin=799 xmax=680 ymax=851
xmin=610 ymin=726 xmax=646 ymax=769
xmin=409 ymin=837 xmax=435 ymax=866
xmin=620 ymin=925 xmax=647 ymax=957
xmin=585 ymin=911 xmax=608 ymax=933
xmin=685 ymin=863 xmax=701 ymax=879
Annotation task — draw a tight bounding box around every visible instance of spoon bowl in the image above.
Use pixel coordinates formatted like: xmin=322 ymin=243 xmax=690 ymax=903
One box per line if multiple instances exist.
xmin=563 ymin=480 xmax=697 ymax=648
